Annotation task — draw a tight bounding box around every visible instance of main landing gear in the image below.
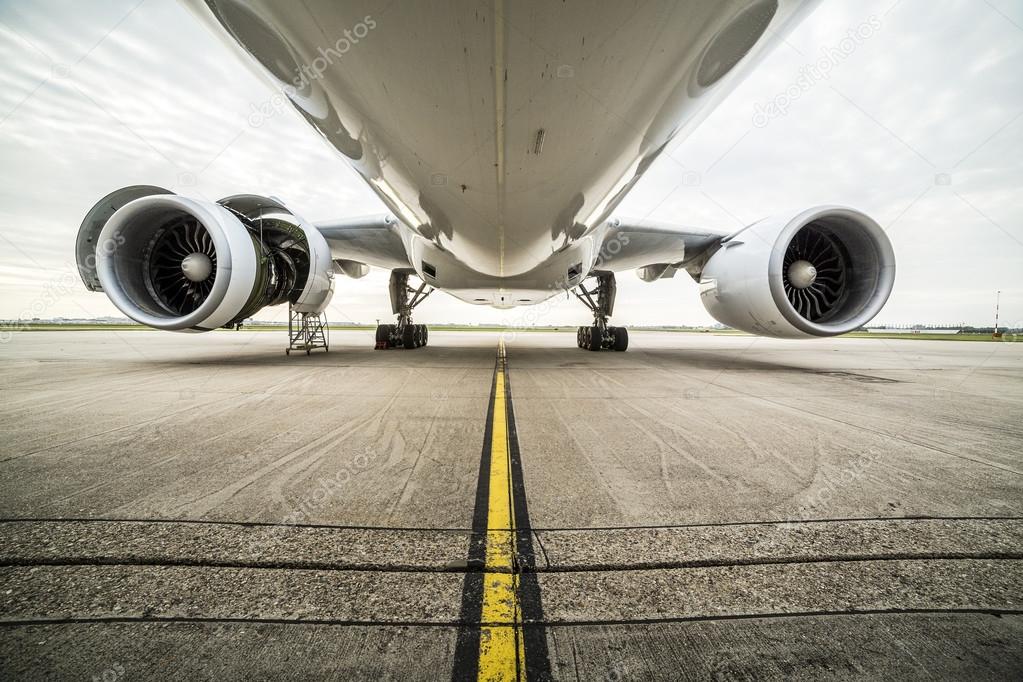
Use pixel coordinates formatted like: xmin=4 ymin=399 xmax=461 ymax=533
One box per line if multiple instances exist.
xmin=375 ymin=270 xmax=433 ymax=349
xmin=573 ymin=271 xmax=628 ymax=351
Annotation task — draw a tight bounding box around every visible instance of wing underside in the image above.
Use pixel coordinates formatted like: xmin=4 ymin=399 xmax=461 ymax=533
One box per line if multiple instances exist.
xmin=595 ymin=218 xmax=726 ymax=280
xmin=315 ymin=214 xmax=413 ymax=272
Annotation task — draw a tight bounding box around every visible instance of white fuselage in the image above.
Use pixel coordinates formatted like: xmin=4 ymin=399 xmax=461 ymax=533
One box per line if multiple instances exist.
xmin=189 ymin=0 xmax=815 ymax=307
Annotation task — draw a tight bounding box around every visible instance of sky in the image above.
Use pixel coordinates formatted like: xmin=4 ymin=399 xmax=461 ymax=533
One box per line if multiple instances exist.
xmin=0 ymin=0 xmax=1021 ymax=328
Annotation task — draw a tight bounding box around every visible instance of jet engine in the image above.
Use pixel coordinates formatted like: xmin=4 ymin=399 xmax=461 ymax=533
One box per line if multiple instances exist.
xmin=76 ymin=187 xmax=333 ymax=331
xmin=698 ymin=206 xmax=895 ymax=338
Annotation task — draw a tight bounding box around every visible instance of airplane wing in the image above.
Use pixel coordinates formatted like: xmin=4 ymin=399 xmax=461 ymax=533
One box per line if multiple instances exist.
xmin=316 ymin=211 xmax=730 ymax=284
xmin=314 ymin=214 xmax=414 ymax=274
xmin=596 ymin=218 xmax=727 ymax=281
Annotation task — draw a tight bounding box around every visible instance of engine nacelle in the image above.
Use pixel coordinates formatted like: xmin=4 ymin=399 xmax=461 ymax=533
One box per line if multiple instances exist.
xmin=698 ymin=206 xmax=895 ymax=338
xmin=76 ymin=187 xmax=333 ymax=331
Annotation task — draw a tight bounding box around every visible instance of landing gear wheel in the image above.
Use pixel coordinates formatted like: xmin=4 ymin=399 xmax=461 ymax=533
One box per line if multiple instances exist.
xmin=375 ymin=324 xmax=391 ymax=349
xmin=402 ymin=324 xmax=417 ymax=349
xmin=612 ymin=326 xmax=629 ymax=351
xmin=572 ymin=272 xmax=627 ymax=352
xmin=387 ymin=271 xmax=435 ymax=351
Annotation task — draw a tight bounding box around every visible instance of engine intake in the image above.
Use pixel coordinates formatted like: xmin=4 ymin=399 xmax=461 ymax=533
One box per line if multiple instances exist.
xmin=77 ymin=187 xmax=333 ymax=331
xmin=699 ymin=206 xmax=895 ymax=338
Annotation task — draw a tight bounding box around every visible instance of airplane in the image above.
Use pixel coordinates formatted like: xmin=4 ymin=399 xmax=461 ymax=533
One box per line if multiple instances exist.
xmin=74 ymin=0 xmax=895 ymax=352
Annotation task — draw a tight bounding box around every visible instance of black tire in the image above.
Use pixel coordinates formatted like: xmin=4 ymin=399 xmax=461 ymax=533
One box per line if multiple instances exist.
xmin=613 ymin=326 xmax=629 ymax=351
xmin=375 ymin=324 xmax=390 ymax=345
xmin=587 ymin=326 xmax=603 ymax=351
xmin=577 ymin=326 xmax=584 ymax=348
xmin=421 ymin=325 xmax=429 ymax=347
xmin=402 ymin=324 xmax=416 ymax=348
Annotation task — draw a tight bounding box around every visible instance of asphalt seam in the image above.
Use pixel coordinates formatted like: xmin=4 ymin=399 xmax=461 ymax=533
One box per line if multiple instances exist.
xmin=529 ymin=516 xmax=1023 ymax=531
xmin=3 ymin=514 xmax=1020 ymax=532
xmin=1 ymin=608 xmax=1020 ymax=629
xmin=530 ymin=529 xmax=553 ymax=569
xmin=3 ymin=552 xmax=1019 ymax=573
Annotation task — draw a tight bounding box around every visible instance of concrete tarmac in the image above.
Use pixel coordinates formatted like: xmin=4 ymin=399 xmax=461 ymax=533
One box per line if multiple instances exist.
xmin=1 ymin=330 xmax=1021 ymax=679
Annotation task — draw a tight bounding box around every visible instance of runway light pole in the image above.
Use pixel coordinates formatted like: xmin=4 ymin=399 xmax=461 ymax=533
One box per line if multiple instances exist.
xmin=993 ymin=290 xmax=1001 ymax=339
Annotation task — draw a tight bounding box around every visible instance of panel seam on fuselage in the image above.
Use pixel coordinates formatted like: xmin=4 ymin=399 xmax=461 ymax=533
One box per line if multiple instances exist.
xmin=494 ymin=0 xmax=506 ymax=280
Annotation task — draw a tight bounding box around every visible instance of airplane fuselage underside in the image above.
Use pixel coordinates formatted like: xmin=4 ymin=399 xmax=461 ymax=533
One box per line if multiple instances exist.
xmin=187 ymin=0 xmax=813 ymax=304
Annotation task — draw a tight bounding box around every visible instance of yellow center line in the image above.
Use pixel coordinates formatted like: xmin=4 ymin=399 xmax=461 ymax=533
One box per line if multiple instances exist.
xmin=478 ymin=340 xmax=524 ymax=680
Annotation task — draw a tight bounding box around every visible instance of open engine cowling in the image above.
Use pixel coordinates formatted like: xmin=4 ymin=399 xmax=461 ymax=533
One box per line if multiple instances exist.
xmin=76 ymin=187 xmax=333 ymax=332
xmin=698 ymin=206 xmax=895 ymax=338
